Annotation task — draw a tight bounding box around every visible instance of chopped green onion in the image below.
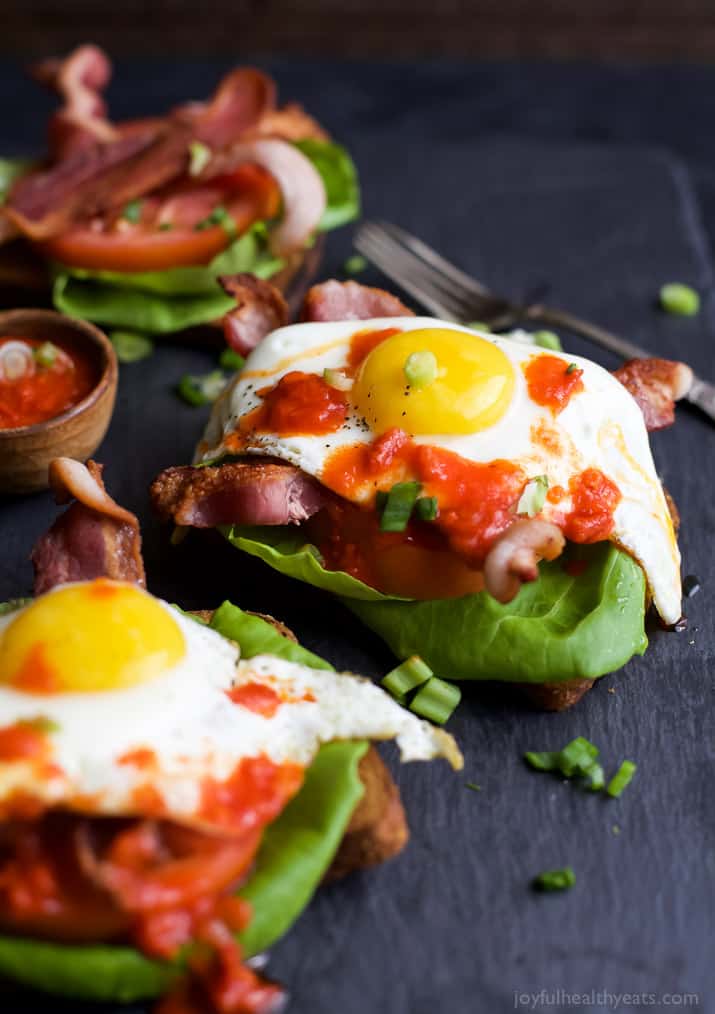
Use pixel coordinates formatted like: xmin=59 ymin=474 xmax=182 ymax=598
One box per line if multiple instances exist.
xmin=195 ymin=205 xmax=235 ymax=235
xmin=323 ymin=367 xmax=353 ymax=391
xmin=606 ymin=760 xmax=637 ymax=798
xmin=465 ymin=782 xmax=482 ymax=792
xmin=660 ymin=282 xmax=700 ymax=317
xmin=524 ymin=750 xmax=559 ymax=772
xmin=158 ymin=221 xmax=173 ymax=232
xmin=170 ymin=526 xmax=188 ymax=546
xmin=381 ymin=655 xmax=433 ymax=704
xmin=517 ymin=474 xmax=549 ymax=518
xmin=23 ymin=716 xmax=60 ymax=734
xmin=533 ymin=867 xmax=575 ymax=892
xmin=467 ymin=321 xmax=491 ymax=332
xmin=0 ymin=598 xmax=32 ymax=617
xmin=379 ymin=481 xmax=422 ymax=532
xmin=525 ymin=737 xmax=600 ymax=779
xmin=188 ymin=140 xmax=212 ymax=176
xmin=565 ymin=362 xmax=579 ymax=375
xmin=409 ymin=675 xmax=461 ymax=725
xmin=343 ymin=254 xmax=367 ymax=276
xmin=110 ymin=331 xmax=154 ymax=364
xmin=557 ymin=737 xmax=600 ymax=777
xmin=177 ymin=370 xmax=227 ymax=406
xmin=586 ymin=763 xmax=605 ymax=791
xmin=404 ymin=349 xmax=438 ymax=388
xmin=33 ymin=341 xmax=58 ymax=368
xmin=219 ymin=348 xmax=245 ymax=372
xmin=122 ymin=199 xmax=143 ymax=224
xmin=533 ymin=330 xmax=562 ymax=351
xmin=414 ymin=496 xmax=438 ymax=522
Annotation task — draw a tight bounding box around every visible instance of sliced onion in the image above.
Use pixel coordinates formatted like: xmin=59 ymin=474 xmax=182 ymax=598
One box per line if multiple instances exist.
xmin=0 ymin=340 xmax=34 ymax=381
xmin=205 ymin=138 xmax=326 ymax=255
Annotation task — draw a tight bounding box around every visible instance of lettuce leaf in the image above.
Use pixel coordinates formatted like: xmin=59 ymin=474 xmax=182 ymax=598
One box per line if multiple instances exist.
xmin=50 ymin=140 xmax=359 ymax=334
xmin=52 ymin=223 xmax=282 ymax=334
xmin=294 ymin=139 xmax=360 ymax=231
xmin=222 ymin=531 xmax=648 ymax=683
xmin=0 ymin=157 xmax=34 ymax=204
xmin=0 ymin=604 xmax=367 ymax=1001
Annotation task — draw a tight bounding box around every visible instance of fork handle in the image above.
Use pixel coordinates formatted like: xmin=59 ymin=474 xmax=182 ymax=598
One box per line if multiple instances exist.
xmin=528 ymin=304 xmax=715 ymax=425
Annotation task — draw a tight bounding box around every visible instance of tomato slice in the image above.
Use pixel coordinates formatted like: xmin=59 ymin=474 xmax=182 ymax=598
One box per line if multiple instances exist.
xmin=39 ymin=164 xmax=281 ymax=273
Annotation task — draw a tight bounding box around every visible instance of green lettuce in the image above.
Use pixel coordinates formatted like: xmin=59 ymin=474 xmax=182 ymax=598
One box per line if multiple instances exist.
xmin=51 ymin=140 xmax=360 ymax=334
xmin=223 ymin=531 xmax=648 ymax=683
xmin=0 ymin=603 xmax=367 ymax=1001
xmin=0 ymin=157 xmax=34 ymax=204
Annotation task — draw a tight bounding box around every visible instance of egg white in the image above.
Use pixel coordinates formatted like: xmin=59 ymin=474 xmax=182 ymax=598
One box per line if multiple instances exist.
xmin=199 ymin=316 xmax=681 ymax=624
xmin=0 ymin=588 xmax=460 ymax=829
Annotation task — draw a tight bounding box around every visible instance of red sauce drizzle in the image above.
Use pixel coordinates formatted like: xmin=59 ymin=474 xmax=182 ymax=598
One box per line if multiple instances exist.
xmin=199 ymin=755 xmax=304 ymax=834
xmin=524 ymin=354 xmax=584 ymax=414
xmin=0 ymin=336 xmax=97 ymax=430
xmin=563 ymin=468 xmax=621 ymax=543
xmin=11 ymin=642 xmax=60 ymax=695
xmin=240 ymin=370 xmax=348 ymax=437
xmin=0 ymin=721 xmax=51 ymax=762
xmin=226 ymin=683 xmax=282 ymax=718
xmin=118 ymin=747 xmax=157 ymax=769
xmin=347 ymin=326 xmax=401 ymax=372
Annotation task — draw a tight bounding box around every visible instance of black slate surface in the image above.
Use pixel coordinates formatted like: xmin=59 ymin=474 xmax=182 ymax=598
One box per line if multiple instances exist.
xmin=0 ymin=59 xmax=714 ymax=1014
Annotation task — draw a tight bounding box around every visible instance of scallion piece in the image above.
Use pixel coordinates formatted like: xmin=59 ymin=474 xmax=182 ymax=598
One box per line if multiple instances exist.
xmin=343 ymin=254 xmax=367 ymax=276
xmin=557 ymin=737 xmax=600 ymax=777
xmin=465 ymin=782 xmax=482 ymax=792
xmin=409 ymin=675 xmax=461 ymax=725
xmin=379 ymin=481 xmax=422 ymax=532
xmin=33 ymin=341 xmax=58 ymax=368
xmin=565 ymin=362 xmax=579 ymax=375
xmin=195 ymin=205 xmax=235 ymax=236
xmin=110 ymin=331 xmax=154 ymax=364
xmin=467 ymin=320 xmax=491 ymax=333
xmin=414 ymin=496 xmax=438 ymax=521
xmin=23 ymin=716 xmax=60 ymax=734
xmin=586 ymin=763 xmax=605 ymax=791
xmin=219 ymin=347 xmax=245 ymax=372
xmin=516 ymin=474 xmax=549 ymax=518
xmin=533 ymin=867 xmax=575 ymax=892
xmin=404 ymin=350 xmax=438 ymax=388
xmin=381 ymin=655 xmax=433 ymax=704
xmin=660 ymin=282 xmax=700 ymax=317
xmin=323 ymin=367 xmax=353 ymax=391
xmin=606 ymin=760 xmax=637 ymax=798
xmin=533 ymin=330 xmax=562 ymax=351
xmin=177 ymin=370 xmax=227 ymax=406
xmin=524 ymin=751 xmax=559 ymax=772
xmin=122 ymin=199 xmax=142 ymax=224
xmin=188 ymin=140 xmax=212 ymax=176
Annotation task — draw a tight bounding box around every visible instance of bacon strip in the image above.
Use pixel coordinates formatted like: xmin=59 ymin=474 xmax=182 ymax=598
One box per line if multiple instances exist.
xmin=301 ymin=280 xmax=414 ymax=321
xmin=219 ymin=274 xmax=289 ymax=355
xmin=6 ymin=63 xmax=276 ymax=241
xmin=150 ymin=462 xmax=325 ymax=528
xmin=612 ymin=357 xmax=693 ymax=431
xmin=31 ymin=458 xmax=145 ymax=594
xmin=483 ymin=519 xmax=565 ymax=604
xmin=31 ymin=44 xmax=117 ymax=160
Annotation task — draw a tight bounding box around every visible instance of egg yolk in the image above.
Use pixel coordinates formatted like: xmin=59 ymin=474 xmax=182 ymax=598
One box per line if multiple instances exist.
xmin=352 ymin=328 xmax=514 ymax=435
xmin=0 ymin=580 xmax=185 ymax=694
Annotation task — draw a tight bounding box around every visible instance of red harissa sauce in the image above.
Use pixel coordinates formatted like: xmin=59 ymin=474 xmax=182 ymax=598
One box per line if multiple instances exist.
xmin=524 ymin=354 xmax=584 ymax=414
xmin=0 ymin=336 xmax=96 ymax=430
xmin=238 ymin=370 xmax=347 ymax=438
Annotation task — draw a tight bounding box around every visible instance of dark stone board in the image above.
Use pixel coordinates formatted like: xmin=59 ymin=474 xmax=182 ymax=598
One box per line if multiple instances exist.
xmin=0 ymin=60 xmax=713 ymax=1014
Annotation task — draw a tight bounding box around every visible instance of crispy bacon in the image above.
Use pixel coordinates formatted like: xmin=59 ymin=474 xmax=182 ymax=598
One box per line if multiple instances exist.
xmin=150 ymin=461 xmax=325 ymax=528
xmin=180 ymin=67 xmax=276 ymax=149
xmin=301 ymin=280 xmax=414 ymax=321
xmin=31 ymin=44 xmax=117 ymax=160
xmin=483 ymin=519 xmax=565 ymax=604
xmin=219 ymin=274 xmax=289 ymax=355
xmin=31 ymin=458 xmax=145 ymax=594
xmin=612 ymin=357 xmax=693 ymax=431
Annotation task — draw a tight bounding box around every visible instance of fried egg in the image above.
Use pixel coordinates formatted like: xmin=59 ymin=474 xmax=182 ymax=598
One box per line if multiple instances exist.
xmin=199 ymin=317 xmax=681 ymax=623
xmin=0 ymin=579 xmax=461 ymax=830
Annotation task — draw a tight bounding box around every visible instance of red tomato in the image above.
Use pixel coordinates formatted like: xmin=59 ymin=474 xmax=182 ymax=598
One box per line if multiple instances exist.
xmin=39 ymin=164 xmax=281 ymax=273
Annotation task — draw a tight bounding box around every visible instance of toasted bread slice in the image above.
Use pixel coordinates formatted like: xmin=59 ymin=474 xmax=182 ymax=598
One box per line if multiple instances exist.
xmin=193 ymin=608 xmax=410 ymax=877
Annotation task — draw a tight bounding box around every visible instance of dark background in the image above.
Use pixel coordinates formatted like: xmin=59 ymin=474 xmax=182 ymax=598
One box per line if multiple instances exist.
xmin=5 ymin=0 xmax=715 ymax=61
xmin=1 ymin=17 xmax=715 ymax=1014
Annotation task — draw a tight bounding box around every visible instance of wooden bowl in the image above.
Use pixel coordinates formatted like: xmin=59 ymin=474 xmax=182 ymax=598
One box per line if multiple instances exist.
xmin=0 ymin=309 xmax=117 ymax=494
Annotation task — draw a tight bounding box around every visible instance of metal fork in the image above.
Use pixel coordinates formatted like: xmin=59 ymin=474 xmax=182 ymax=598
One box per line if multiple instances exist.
xmin=354 ymin=220 xmax=715 ymax=424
